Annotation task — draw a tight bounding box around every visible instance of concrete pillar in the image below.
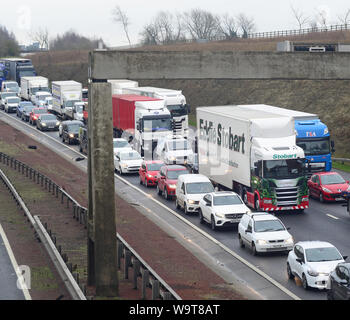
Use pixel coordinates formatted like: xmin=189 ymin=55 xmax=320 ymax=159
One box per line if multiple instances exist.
xmin=88 ymin=81 xmax=119 ymax=296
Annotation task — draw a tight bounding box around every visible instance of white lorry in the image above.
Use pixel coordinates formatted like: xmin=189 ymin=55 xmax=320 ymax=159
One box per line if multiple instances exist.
xmin=197 ymin=105 xmax=310 ymax=213
xmin=21 ymin=76 xmax=49 ymax=101
xmin=108 ymin=79 xmax=138 ymax=94
xmin=51 ymin=81 xmax=82 ymax=119
xmin=123 ymin=86 xmax=190 ymax=137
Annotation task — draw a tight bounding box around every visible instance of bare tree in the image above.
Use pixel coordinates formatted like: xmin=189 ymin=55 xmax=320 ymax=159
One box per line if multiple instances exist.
xmin=316 ymin=7 xmax=329 ymax=28
xmin=291 ymin=5 xmax=310 ymax=30
xmin=218 ymin=13 xmax=238 ymax=39
xmin=237 ymin=13 xmax=255 ymax=38
xmin=29 ymin=27 xmax=49 ymax=50
xmin=112 ymin=5 xmax=131 ymax=46
xmin=308 ymin=18 xmax=319 ymax=31
xmin=182 ymin=8 xmax=221 ymax=40
xmin=337 ymin=9 xmax=350 ymax=25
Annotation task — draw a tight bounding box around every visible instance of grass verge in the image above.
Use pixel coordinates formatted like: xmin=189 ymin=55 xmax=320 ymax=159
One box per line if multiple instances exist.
xmin=333 ymin=161 xmax=350 ymax=174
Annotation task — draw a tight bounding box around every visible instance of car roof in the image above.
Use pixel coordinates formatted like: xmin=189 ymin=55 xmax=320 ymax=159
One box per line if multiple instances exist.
xmin=296 ymin=241 xmax=335 ymax=249
xmin=251 ymin=213 xmax=279 ymax=221
xmin=62 ymin=120 xmax=84 ymax=124
xmin=210 ymin=191 xmax=237 ymax=197
xmin=315 ymin=171 xmax=341 ymax=176
xmin=113 ymin=138 xmax=128 ymax=142
xmin=178 ymin=174 xmax=210 ymax=183
xmin=164 ymin=165 xmax=187 ymax=171
xmin=144 ymin=160 xmax=164 ymax=165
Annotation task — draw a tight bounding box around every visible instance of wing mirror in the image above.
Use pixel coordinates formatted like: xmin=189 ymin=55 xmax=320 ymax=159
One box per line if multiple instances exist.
xmin=296 ymin=258 xmax=303 ymax=264
xmin=245 ymin=229 xmax=252 ymax=234
xmin=343 ymin=255 xmax=348 ymax=260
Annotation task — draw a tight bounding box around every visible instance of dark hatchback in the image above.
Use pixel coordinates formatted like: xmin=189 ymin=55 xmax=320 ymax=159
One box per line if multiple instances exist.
xmin=327 ymin=262 xmax=350 ymax=300
xmin=17 ymin=101 xmax=34 ymax=118
xmin=36 ymin=114 xmax=60 ymax=131
xmin=21 ymin=105 xmax=35 ymax=122
xmin=61 ymin=120 xmax=84 ymax=145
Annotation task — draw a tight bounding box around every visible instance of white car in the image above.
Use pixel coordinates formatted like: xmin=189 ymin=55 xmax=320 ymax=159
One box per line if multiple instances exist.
xmin=155 ymin=135 xmax=194 ymax=165
xmin=0 ymin=91 xmax=17 ymax=109
xmin=287 ymin=241 xmax=346 ymax=290
xmin=31 ymin=91 xmax=52 ymax=107
xmin=199 ymin=191 xmax=251 ymax=230
xmin=238 ymin=212 xmax=294 ymax=254
xmin=44 ymin=96 xmax=53 ymax=110
xmin=113 ymin=138 xmax=132 ymax=156
xmin=175 ymin=174 xmax=214 ymax=214
xmin=1 ymin=81 xmax=20 ymax=96
xmin=4 ymin=96 xmax=20 ymax=113
xmin=114 ymin=150 xmax=143 ymax=175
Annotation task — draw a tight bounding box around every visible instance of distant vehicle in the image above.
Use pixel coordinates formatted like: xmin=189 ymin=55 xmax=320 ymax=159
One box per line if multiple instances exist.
xmin=308 ymin=172 xmax=350 ymax=202
xmin=327 ymin=263 xmax=350 ymax=300
xmin=21 ymin=76 xmax=49 ymax=101
xmin=29 ymin=108 xmax=49 ymax=125
xmin=0 ymin=91 xmax=17 ymax=109
xmin=0 ymin=58 xmax=36 ymax=85
xmin=44 ymin=96 xmax=53 ymax=110
xmin=21 ymin=105 xmax=35 ymax=122
xmin=155 ymin=135 xmax=194 ymax=165
xmin=78 ymin=127 xmax=88 ymax=154
xmin=139 ymin=160 xmax=164 ymax=187
xmin=36 ymin=114 xmax=60 ymax=131
xmin=82 ymin=88 xmax=88 ymax=102
xmin=287 ymin=241 xmax=346 ymax=290
xmin=113 ymin=138 xmax=132 ymax=156
xmin=199 ymin=191 xmax=250 ymax=230
xmin=1 ymin=80 xmax=20 ymax=96
xmin=0 ymin=62 xmax=6 ymax=88
xmin=238 ymin=212 xmax=294 ymax=255
xmin=60 ymin=120 xmax=84 ymax=145
xmin=4 ymin=96 xmax=20 ymax=113
xmin=64 ymin=101 xmax=85 ymax=121
xmin=17 ymin=101 xmax=33 ymax=118
xmin=32 ymin=91 xmax=52 ymax=107
xmin=156 ymin=165 xmax=189 ymax=200
xmin=114 ymin=150 xmax=143 ymax=175
xmin=309 ymin=46 xmax=326 ymax=52
xmin=186 ymin=153 xmax=198 ymax=173
xmin=175 ymin=174 xmax=214 ymax=215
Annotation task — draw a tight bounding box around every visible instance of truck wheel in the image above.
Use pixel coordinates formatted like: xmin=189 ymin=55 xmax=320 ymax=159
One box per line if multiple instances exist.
xmin=255 ymin=196 xmax=260 ymax=211
xmin=243 ymin=190 xmax=248 ymax=205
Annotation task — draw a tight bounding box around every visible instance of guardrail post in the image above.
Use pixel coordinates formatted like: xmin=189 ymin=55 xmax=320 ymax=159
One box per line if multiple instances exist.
xmin=26 ymin=166 xmax=28 ymax=177
xmin=151 ymin=279 xmax=160 ymax=300
xmin=133 ymin=259 xmax=140 ymax=289
xmin=61 ymin=191 xmax=64 ymax=204
xmin=162 ymin=292 xmax=172 ymax=300
xmin=56 ymin=186 xmax=58 ymax=198
xmin=14 ymin=160 xmax=17 ymax=170
xmin=48 ymin=181 xmax=51 ymax=192
xmin=66 ymin=197 xmax=69 ymax=209
xmin=124 ymin=249 xmax=131 ymax=279
xmin=37 ymin=173 xmax=40 ymax=184
xmin=117 ymin=241 xmax=122 ymax=269
xmin=29 ymin=168 xmax=32 ymax=179
xmin=73 ymin=205 xmax=76 ymax=219
xmin=141 ymin=269 xmax=149 ymax=300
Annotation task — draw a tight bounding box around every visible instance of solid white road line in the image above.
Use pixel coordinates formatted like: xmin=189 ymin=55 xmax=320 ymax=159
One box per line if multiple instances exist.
xmin=0 ymin=223 xmax=32 ymax=300
xmin=326 ymin=214 xmax=339 ymax=220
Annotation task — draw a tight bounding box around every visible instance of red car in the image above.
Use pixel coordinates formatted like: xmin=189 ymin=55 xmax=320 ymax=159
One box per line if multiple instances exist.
xmin=29 ymin=108 xmax=48 ymax=125
xmin=308 ymin=172 xmax=350 ymax=202
xmin=139 ymin=160 xmax=164 ymax=187
xmin=156 ymin=165 xmax=189 ymax=200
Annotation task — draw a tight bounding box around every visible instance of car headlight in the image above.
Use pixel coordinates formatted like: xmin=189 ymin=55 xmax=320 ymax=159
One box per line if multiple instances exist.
xmin=56 ymin=121 xmax=60 ymax=126
xmin=168 ymin=184 xmax=176 ymax=189
xmin=169 ymin=156 xmax=176 ymax=161
xmin=322 ymin=187 xmax=332 ymax=193
xmin=285 ymin=237 xmax=294 ymax=244
xmin=263 ymin=199 xmax=272 ymax=204
xmin=121 ymin=163 xmax=128 ymax=168
xmin=256 ymin=239 xmax=268 ymax=245
xmin=307 ymin=267 xmax=319 ymax=277
xmin=215 ymin=212 xmax=225 ymax=218
xmin=42 ymin=123 xmax=47 ymax=126
xmin=188 ymin=199 xmax=196 ymax=205
xmin=69 ymin=133 xmax=74 ymax=138
xmin=147 ymin=174 xmax=153 ymax=178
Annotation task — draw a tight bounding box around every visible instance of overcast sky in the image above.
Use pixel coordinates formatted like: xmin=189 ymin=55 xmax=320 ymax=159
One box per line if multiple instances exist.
xmin=4 ymin=0 xmax=350 ymax=47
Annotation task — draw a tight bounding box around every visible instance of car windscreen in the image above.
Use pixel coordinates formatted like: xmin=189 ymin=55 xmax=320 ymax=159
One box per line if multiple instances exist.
xmin=254 ymin=220 xmax=285 ymax=232
xmin=75 ymin=105 xmax=84 ymax=113
xmin=320 ymin=174 xmax=346 ymax=185
xmin=38 ymin=94 xmax=51 ymax=101
xmin=34 ymin=109 xmax=47 ymax=114
xmin=2 ymin=92 xmax=16 ymax=99
xmin=7 ymin=98 xmax=20 ymax=104
xmin=24 ymin=106 xmax=34 ymax=112
xmin=167 ymin=170 xmax=189 ymax=179
xmin=147 ymin=163 xmax=164 ymax=171
xmin=305 ymin=247 xmax=343 ymax=262
xmin=67 ymin=124 xmax=83 ymax=132
xmin=20 ymin=102 xmax=33 ymax=107
xmin=213 ymin=195 xmax=243 ymax=206
xmin=119 ymin=152 xmax=141 ymax=160
xmin=186 ymin=182 xmax=214 ymax=194
xmin=113 ymin=140 xmax=130 ymax=149
xmin=40 ymin=115 xmax=56 ymax=121
xmin=6 ymin=83 xmax=18 ymax=89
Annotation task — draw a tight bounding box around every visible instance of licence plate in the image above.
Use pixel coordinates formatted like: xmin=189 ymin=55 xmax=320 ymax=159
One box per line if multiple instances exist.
xmin=273 ymin=245 xmax=283 ymax=248
xmin=282 ymin=206 xmax=294 ymax=210
xmin=335 ymin=197 xmax=343 ymax=201
xmin=230 ymin=219 xmax=238 ymax=223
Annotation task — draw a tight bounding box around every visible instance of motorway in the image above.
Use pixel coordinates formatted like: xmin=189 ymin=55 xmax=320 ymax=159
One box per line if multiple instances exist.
xmin=1 ymin=109 xmax=350 ymax=300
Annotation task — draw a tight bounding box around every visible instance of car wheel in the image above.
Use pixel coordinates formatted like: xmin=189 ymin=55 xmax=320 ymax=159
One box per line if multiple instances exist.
xmin=139 ymin=177 xmax=143 ymax=185
xmin=164 ymin=188 xmax=169 ymax=200
xmin=238 ymin=234 xmax=245 ymax=248
xmin=252 ymin=242 xmax=258 ymax=256
xmin=119 ymin=166 xmax=123 ymax=175
xmin=302 ymin=274 xmax=309 ymax=290
xmin=79 ymin=145 xmax=82 ymax=152
xmin=199 ymin=209 xmax=204 ymax=224
xmin=287 ymin=263 xmax=294 ymax=279
xmin=319 ymin=192 xmax=324 ymax=203
xmin=175 ymin=198 xmax=180 ymax=210
xmin=211 ymin=215 xmax=216 ymax=231
xmin=326 ymin=289 xmax=334 ymax=300
xmin=145 ymin=179 xmax=149 ymax=188
xmin=157 ymin=184 xmax=162 ymax=195
xmin=184 ymin=203 xmax=188 ymax=215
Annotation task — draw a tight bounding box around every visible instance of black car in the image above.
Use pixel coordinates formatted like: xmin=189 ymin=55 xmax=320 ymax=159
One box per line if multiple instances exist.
xmin=17 ymin=101 xmax=34 ymax=118
xmin=36 ymin=114 xmax=60 ymax=131
xmin=327 ymin=263 xmax=350 ymax=300
xmin=61 ymin=120 xmax=84 ymax=145
xmin=79 ymin=127 xmax=88 ymax=154
xmin=21 ymin=105 xmax=35 ymax=122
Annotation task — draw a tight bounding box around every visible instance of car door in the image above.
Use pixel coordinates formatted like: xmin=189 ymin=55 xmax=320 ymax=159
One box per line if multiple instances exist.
xmin=314 ymin=175 xmax=322 ymax=198
xmin=308 ymin=175 xmax=317 ymax=197
xmin=178 ymin=182 xmax=186 ymax=207
xmin=158 ymin=168 xmax=166 ymax=191
xmin=202 ymin=194 xmax=212 ymax=222
xmin=293 ymin=245 xmax=305 ymax=278
xmin=337 ymin=266 xmax=350 ymax=300
xmin=242 ymin=218 xmax=253 ymax=247
xmin=139 ymin=163 xmax=146 ymax=183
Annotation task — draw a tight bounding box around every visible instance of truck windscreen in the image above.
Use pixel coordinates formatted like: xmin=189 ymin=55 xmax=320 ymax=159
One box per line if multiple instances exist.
xmin=296 ymin=137 xmax=330 ymax=156
xmin=19 ymin=70 xmax=36 ymax=77
xmin=263 ymin=159 xmax=305 ymax=179
xmin=31 ymin=87 xmax=50 ymax=95
xmin=167 ymin=104 xmax=188 ymax=117
xmin=142 ymin=116 xmax=172 ymax=132
xmin=0 ymin=71 xmax=5 ymax=78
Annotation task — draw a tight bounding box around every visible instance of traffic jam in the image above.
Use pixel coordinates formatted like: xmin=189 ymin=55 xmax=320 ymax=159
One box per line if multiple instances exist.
xmin=1 ymin=57 xmax=350 ymax=300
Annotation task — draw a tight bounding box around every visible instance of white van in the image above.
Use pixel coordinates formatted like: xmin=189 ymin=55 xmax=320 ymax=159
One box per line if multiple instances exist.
xmin=175 ymin=174 xmax=214 ymax=214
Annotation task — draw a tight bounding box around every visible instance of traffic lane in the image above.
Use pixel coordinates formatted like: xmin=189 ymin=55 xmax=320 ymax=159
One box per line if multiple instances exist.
xmin=0 ymin=227 xmax=25 ymax=300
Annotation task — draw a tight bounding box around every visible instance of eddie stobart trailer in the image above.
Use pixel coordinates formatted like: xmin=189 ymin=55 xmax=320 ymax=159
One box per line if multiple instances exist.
xmin=197 ymin=105 xmax=309 ymax=212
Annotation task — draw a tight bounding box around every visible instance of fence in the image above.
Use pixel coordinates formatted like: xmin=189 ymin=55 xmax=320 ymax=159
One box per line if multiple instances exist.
xmin=0 ymin=152 xmax=180 ymax=300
